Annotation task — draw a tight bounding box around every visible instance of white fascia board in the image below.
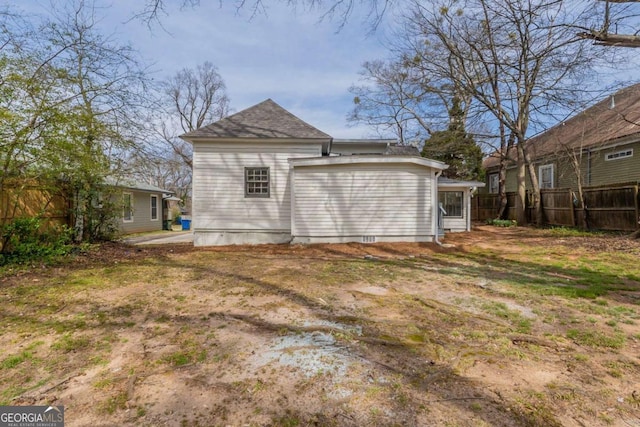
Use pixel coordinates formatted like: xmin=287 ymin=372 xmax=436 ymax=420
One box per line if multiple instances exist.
xmin=438 ymin=181 xmax=486 ymax=188
xmin=331 ymin=139 xmax=397 ymax=145
xmin=186 ymin=137 xmax=331 ymax=145
xmin=289 ymin=155 xmax=448 ymax=170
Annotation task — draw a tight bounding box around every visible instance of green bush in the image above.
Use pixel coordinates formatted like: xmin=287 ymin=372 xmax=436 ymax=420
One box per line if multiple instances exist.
xmin=486 ymin=219 xmax=518 ymax=227
xmin=0 ymin=217 xmax=73 ymax=265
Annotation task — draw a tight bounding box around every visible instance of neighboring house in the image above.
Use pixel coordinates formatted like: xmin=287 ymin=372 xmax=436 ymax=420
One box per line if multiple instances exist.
xmin=483 ymin=83 xmax=640 ymax=193
xmin=180 ymin=99 xmax=483 ymax=246
xmin=111 ymin=179 xmax=173 ymax=234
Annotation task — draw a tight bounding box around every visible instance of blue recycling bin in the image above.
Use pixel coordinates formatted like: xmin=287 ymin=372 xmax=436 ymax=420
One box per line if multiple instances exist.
xmin=181 ymin=219 xmax=191 ymax=231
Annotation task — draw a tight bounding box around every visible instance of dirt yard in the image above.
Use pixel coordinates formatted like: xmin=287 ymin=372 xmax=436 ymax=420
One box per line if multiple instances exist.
xmin=1 ymin=226 xmax=640 ymax=426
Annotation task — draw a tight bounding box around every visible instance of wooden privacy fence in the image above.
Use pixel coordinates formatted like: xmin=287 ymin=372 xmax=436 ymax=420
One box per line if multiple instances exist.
xmin=472 ymin=182 xmax=640 ymax=231
xmin=0 ymin=182 xmax=71 ymax=229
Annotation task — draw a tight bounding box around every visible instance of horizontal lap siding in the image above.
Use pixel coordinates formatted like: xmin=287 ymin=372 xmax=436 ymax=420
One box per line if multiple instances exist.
xmin=121 ymin=191 xmax=162 ymax=234
xmin=293 ymin=164 xmax=433 ymax=237
xmin=193 ymin=143 xmax=321 ymax=231
xmin=590 ymin=141 xmax=640 ymax=186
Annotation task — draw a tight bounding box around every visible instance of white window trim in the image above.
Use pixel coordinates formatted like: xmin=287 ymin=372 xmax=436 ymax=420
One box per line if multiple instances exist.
xmin=123 ymin=192 xmax=134 ymax=223
xmin=245 ymin=167 xmax=270 ymax=198
xmin=439 ymin=191 xmax=464 ymax=218
xmin=605 ymin=148 xmax=633 ymax=161
xmin=150 ymin=194 xmax=159 ymax=221
xmin=488 ymin=173 xmax=499 ymax=194
xmin=538 ymin=164 xmax=554 ymax=189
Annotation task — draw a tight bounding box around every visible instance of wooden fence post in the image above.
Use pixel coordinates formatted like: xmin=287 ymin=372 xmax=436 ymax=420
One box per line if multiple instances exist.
xmin=635 ymin=184 xmax=639 ymax=230
xmin=569 ymin=189 xmax=576 ymax=228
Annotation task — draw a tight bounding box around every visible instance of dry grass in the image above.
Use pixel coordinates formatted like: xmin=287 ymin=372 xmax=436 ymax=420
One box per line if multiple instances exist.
xmin=1 ymin=226 xmax=639 ymax=426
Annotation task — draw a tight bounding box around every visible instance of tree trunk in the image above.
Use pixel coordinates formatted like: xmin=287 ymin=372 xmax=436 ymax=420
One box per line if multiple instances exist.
xmin=73 ymin=186 xmax=85 ymax=243
xmin=515 ymin=145 xmax=527 ymax=225
xmin=496 ymin=156 xmax=508 ymax=219
xmin=521 ymin=144 xmax=543 ymax=226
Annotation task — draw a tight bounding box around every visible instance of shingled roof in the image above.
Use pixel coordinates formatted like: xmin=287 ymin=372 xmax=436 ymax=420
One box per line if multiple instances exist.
xmin=179 ymin=99 xmax=332 ymax=140
xmin=484 ymin=83 xmax=640 ymax=168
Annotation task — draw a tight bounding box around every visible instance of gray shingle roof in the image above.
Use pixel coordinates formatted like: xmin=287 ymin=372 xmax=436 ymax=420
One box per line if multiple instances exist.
xmin=484 ymin=83 xmax=640 ymax=168
xmin=179 ymin=99 xmax=332 ymax=140
xmin=106 ymin=177 xmax=172 ymax=194
xmin=383 ymin=145 xmax=421 ymax=156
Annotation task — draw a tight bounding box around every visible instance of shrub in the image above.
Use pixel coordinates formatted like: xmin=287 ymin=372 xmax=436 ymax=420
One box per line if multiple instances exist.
xmin=486 ymin=219 xmax=517 ymax=227
xmin=0 ymin=217 xmax=73 ymax=265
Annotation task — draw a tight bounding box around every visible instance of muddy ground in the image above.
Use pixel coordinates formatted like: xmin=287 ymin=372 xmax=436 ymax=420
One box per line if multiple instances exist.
xmin=1 ymin=226 xmax=640 ymax=426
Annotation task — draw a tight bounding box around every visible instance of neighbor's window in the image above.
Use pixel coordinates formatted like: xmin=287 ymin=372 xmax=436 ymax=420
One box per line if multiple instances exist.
xmin=488 ymin=173 xmax=499 ymax=194
xmin=539 ymin=164 xmax=554 ymax=189
xmin=605 ymin=149 xmax=633 ymax=161
xmin=150 ymin=195 xmax=158 ymax=221
xmin=123 ymin=192 xmax=133 ymax=222
xmin=245 ymin=167 xmax=270 ymax=198
xmin=439 ymin=191 xmax=463 ymax=218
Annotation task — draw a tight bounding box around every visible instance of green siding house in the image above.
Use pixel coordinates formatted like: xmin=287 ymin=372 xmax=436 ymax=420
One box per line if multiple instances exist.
xmin=483 ymin=83 xmax=640 ymax=193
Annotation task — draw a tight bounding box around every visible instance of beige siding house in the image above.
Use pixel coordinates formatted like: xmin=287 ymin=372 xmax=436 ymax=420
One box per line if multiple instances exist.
xmin=181 ymin=99 xmax=482 ymax=246
xmin=483 ymin=83 xmax=640 ymax=193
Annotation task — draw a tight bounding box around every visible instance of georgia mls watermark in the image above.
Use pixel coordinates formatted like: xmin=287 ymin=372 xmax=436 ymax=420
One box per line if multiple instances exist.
xmin=0 ymin=406 xmax=64 ymax=427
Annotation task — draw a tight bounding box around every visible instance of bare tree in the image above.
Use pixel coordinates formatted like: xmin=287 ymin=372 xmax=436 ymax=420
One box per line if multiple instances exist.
xmin=138 ymin=0 xmax=394 ymax=28
xmin=403 ymin=0 xmax=611 ymax=225
xmin=578 ymin=0 xmax=640 ymax=47
xmin=158 ymin=61 xmax=230 ymax=169
xmin=348 ymin=59 xmax=444 ymax=143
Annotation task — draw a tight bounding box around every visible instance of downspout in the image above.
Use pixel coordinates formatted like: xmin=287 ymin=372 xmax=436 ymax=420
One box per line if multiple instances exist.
xmin=467 ymin=187 xmax=475 ymax=232
xmin=434 ymin=170 xmax=443 ymax=246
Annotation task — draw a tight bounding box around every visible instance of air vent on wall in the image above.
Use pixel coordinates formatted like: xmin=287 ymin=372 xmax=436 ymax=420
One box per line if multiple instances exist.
xmin=362 ymin=236 xmax=376 ymax=244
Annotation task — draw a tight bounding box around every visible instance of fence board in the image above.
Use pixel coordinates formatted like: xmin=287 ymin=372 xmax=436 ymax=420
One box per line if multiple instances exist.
xmin=0 ymin=184 xmax=70 ymax=228
xmin=471 ymin=183 xmax=639 ymax=231
xmin=583 ymin=184 xmax=638 ymax=231
xmin=540 ymin=189 xmax=575 ymax=227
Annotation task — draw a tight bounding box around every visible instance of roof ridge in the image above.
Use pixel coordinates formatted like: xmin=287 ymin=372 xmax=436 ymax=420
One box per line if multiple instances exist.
xmin=179 ymin=99 xmax=332 ymax=140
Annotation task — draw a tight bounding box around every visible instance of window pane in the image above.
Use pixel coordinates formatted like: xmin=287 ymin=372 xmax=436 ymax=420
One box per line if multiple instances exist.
xmin=489 ymin=174 xmax=499 ymax=194
xmin=439 ymin=191 xmax=463 ymax=217
xmin=245 ymin=167 xmax=270 ymax=197
xmin=539 ymin=164 xmax=554 ymax=189
xmin=123 ymin=194 xmax=132 ymax=221
xmin=151 ymin=196 xmax=158 ymax=220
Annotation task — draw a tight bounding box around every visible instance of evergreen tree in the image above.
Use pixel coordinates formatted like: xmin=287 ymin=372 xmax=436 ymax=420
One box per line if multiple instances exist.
xmin=421 ymin=97 xmax=483 ymax=181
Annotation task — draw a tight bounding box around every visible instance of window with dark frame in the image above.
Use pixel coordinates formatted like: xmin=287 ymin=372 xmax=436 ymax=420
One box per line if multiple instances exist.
xmin=245 ymin=167 xmax=270 ymax=197
xmin=439 ymin=191 xmax=463 ymax=218
xmin=605 ymin=149 xmax=633 ymax=161
xmin=150 ymin=195 xmax=158 ymax=220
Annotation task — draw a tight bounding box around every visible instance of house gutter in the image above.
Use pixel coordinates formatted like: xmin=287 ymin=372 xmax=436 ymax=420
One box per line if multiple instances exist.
xmin=433 ymin=170 xmax=443 ymax=246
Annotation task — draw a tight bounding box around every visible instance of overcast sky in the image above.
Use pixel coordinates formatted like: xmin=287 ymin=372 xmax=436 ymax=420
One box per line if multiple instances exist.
xmin=16 ymin=0 xmax=395 ymax=138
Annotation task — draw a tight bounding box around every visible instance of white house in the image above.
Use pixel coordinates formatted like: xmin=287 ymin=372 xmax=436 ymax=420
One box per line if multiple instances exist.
xmin=180 ymin=99 xmax=482 ymax=246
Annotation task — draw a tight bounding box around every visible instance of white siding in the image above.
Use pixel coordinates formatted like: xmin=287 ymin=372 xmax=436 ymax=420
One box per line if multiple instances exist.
xmin=192 ymin=141 xmax=321 ymax=244
xmin=442 ymin=214 xmax=467 ymax=232
xmin=439 ymin=186 xmax=473 ymax=233
xmin=292 ymin=163 xmax=435 ymax=243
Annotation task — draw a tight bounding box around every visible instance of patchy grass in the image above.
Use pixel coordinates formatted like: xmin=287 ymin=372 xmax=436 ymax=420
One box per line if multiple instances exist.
xmin=566 ymin=329 xmax=626 ymax=349
xmin=1 ymin=227 xmax=639 ymax=426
